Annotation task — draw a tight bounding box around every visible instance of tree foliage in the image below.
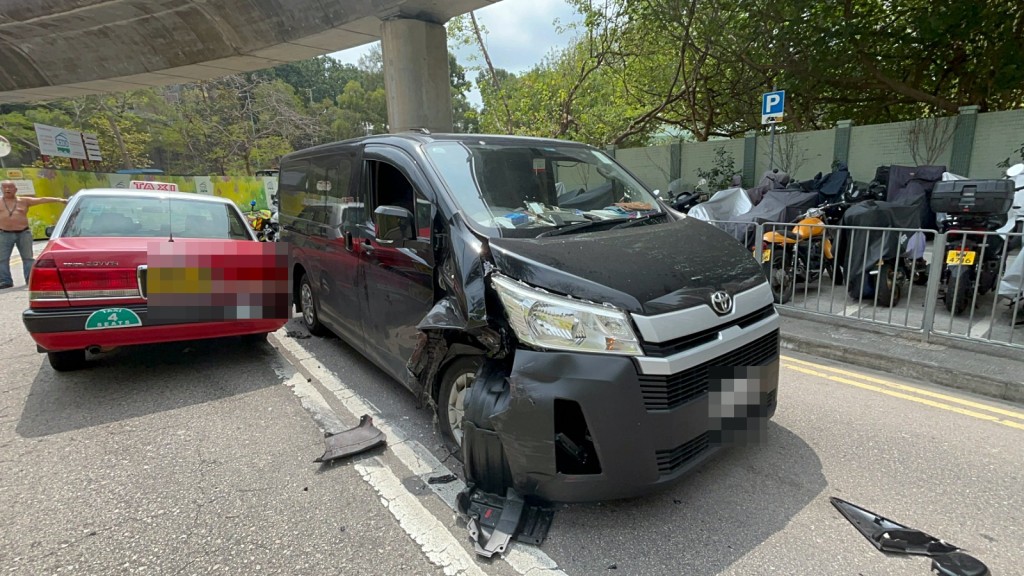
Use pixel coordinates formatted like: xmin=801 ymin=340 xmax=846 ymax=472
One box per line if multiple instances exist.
xmin=462 ymin=0 xmax=1023 ymax=146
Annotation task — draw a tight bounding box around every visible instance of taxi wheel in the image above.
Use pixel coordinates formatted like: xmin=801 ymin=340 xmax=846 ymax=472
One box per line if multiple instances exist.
xmin=47 ymin=350 xmax=86 ymax=372
xmin=298 ymin=274 xmax=329 ymax=337
xmin=437 ymin=356 xmax=484 ymax=462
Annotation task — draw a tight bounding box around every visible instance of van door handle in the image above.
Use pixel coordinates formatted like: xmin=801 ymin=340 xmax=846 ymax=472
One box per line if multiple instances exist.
xmin=345 ymin=231 xmax=353 ymax=251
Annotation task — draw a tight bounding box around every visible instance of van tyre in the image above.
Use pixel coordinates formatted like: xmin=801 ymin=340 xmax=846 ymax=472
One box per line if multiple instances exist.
xmin=48 ymin=349 xmax=87 ymax=372
xmin=298 ymin=273 xmax=329 ymax=337
xmin=437 ymin=356 xmax=484 ymax=462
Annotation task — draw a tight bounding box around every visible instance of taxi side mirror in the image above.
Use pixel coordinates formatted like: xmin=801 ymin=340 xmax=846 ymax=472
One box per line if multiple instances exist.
xmin=45 ymin=226 xmax=55 ymax=237
xmin=374 ymin=205 xmax=415 ymax=242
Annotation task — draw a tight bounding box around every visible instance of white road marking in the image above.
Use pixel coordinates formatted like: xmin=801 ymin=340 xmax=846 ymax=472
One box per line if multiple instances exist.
xmin=271 ymin=328 xmax=568 ymax=576
xmin=356 ymin=459 xmax=489 ymax=576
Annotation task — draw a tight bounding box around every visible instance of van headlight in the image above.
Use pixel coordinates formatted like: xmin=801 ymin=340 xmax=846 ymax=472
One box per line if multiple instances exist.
xmin=491 ymin=274 xmax=644 ymax=356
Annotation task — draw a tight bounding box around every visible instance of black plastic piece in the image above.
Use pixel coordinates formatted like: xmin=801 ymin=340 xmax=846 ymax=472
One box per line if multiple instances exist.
xmin=830 ymin=497 xmax=958 ymax=556
xmin=931 ymin=552 xmax=990 ymax=576
xmin=457 ymin=486 xmax=554 ymax=558
xmin=830 ymin=497 xmax=990 ymax=576
xmin=315 ymin=415 xmax=386 ymax=463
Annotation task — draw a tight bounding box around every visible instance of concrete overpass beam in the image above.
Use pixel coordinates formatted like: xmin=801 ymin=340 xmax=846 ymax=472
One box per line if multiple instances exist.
xmin=381 ymin=18 xmax=453 ymax=134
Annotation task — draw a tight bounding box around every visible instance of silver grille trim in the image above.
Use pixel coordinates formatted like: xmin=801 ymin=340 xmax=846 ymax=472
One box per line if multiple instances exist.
xmin=630 ymin=283 xmax=774 ymax=343
xmin=634 ymin=314 xmax=779 ymax=376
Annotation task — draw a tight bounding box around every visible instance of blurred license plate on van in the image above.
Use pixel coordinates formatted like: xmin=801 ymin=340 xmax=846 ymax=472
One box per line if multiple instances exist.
xmin=946 ymin=250 xmax=976 ymax=265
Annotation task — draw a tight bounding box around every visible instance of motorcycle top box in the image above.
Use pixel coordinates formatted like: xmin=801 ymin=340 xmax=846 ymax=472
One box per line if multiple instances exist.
xmin=931 ymin=179 xmax=1014 ymax=215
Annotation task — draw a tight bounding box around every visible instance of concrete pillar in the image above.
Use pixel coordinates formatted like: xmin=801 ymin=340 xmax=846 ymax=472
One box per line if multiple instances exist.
xmin=949 ymin=105 xmax=980 ymax=175
xmin=833 ymin=120 xmax=853 ymax=167
xmin=670 ymin=140 xmax=681 ymax=183
xmin=742 ymin=130 xmax=758 ymax=188
xmin=381 ymin=18 xmax=453 ymax=134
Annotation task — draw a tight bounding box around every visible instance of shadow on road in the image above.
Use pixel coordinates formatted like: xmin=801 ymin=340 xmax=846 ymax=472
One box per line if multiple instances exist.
xmin=544 ymin=422 xmax=826 ymax=576
xmin=16 ymin=336 xmax=283 ymax=439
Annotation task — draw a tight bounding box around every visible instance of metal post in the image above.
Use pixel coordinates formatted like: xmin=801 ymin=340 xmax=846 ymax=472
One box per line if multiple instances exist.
xmin=920 ymin=232 xmax=947 ymax=340
xmin=768 ymin=122 xmax=777 ymax=171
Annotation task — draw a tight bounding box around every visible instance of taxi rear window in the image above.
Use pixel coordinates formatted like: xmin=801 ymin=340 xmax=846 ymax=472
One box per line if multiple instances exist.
xmin=62 ymin=195 xmax=251 ymax=240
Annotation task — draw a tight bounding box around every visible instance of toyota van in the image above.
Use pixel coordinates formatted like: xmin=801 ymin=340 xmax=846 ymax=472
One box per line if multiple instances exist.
xmin=279 ymin=132 xmax=779 ymax=502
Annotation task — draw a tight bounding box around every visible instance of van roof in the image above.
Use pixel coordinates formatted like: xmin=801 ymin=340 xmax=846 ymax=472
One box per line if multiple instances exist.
xmin=280 ymin=132 xmax=597 ymax=162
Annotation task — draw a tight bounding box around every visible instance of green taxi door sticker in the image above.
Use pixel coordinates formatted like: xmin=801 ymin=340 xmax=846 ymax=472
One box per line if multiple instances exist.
xmin=85 ymin=308 xmax=142 ymax=330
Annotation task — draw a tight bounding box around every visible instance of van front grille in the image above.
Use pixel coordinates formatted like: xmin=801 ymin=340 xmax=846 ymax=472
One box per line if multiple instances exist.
xmin=638 ymin=330 xmax=779 ymax=411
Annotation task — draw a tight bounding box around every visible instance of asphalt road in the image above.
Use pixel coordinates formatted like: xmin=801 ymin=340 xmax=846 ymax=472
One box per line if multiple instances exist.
xmin=3 ymin=270 xmax=1022 ymax=575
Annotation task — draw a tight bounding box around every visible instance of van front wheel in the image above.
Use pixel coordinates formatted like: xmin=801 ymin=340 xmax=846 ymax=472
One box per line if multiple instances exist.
xmin=437 ymin=356 xmax=484 ymax=462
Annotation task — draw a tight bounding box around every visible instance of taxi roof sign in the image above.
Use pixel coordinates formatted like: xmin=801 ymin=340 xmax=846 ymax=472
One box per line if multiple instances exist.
xmin=128 ymin=180 xmax=179 ymax=191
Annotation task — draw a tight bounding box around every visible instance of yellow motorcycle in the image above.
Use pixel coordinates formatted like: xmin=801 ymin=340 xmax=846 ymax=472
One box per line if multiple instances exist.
xmin=758 ymin=203 xmax=846 ymax=304
xmin=246 ymin=205 xmax=274 ymax=242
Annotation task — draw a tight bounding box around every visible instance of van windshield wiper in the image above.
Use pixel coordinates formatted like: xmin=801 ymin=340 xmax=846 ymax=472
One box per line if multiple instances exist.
xmin=535 ymin=218 xmax=618 ymax=237
xmin=610 ymin=212 xmax=666 ymax=229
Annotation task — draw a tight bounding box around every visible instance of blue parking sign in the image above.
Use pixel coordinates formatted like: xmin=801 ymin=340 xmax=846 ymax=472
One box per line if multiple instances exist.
xmin=761 ymin=91 xmax=785 ymax=124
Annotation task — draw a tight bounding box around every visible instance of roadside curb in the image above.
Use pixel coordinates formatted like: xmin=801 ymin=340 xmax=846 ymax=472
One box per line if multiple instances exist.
xmin=779 ymin=325 xmax=1024 ymax=405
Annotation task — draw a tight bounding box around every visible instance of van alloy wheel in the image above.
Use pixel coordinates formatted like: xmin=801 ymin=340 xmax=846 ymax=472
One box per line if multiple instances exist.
xmin=437 ymin=356 xmax=484 ymax=462
xmin=298 ymin=274 xmax=329 ymax=336
xmin=301 ymin=282 xmax=315 ymax=327
xmin=446 ymin=372 xmax=475 ymax=447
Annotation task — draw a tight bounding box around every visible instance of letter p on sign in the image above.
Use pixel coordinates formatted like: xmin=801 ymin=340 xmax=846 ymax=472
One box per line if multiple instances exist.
xmin=761 ymin=90 xmax=785 ymax=125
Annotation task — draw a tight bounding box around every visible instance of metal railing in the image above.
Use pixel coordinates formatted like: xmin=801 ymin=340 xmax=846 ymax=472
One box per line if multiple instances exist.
xmin=702 ymin=218 xmax=1024 ymax=350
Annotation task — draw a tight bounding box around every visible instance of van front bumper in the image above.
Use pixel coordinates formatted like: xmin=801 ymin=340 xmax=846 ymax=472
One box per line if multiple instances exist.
xmin=474 ymin=316 xmax=780 ymax=504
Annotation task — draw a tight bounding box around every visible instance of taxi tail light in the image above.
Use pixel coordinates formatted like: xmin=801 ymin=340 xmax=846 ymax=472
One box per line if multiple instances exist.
xmin=60 ymin=268 xmax=141 ymax=300
xmin=28 ymin=258 xmax=68 ymax=302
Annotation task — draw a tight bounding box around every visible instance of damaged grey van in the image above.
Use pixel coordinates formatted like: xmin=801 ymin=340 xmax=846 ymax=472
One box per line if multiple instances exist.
xmin=279 ymin=132 xmax=779 ymax=504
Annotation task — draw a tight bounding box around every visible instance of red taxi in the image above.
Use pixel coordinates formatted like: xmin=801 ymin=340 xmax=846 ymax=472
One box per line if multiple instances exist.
xmin=22 ymin=188 xmax=289 ymax=371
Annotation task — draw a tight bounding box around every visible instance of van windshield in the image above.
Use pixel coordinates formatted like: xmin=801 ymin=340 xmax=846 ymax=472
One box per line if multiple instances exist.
xmin=422 ymin=140 xmax=663 ymax=237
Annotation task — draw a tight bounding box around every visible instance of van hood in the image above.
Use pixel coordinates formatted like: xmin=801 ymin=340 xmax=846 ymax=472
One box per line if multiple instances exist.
xmin=487 ymin=219 xmax=766 ymax=315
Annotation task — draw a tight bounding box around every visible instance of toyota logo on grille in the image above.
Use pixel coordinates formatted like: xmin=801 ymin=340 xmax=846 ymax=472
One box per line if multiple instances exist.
xmin=710 ymin=291 xmax=733 ymax=315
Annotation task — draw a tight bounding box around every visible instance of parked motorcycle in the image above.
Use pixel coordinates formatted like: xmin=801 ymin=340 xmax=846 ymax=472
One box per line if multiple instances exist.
xmin=931 ymin=178 xmax=1015 ymax=314
xmin=662 ymin=177 xmax=710 ymax=213
xmin=760 ymin=201 xmax=847 ymax=304
xmin=246 ymin=200 xmax=275 ymax=242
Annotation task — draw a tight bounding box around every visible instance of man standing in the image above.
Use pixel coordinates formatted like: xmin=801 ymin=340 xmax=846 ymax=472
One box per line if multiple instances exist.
xmin=0 ymin=180 xmax=68 ymax=289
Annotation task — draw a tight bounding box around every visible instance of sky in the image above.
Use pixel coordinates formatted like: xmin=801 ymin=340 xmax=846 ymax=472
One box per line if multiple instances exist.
xmin=327 ymin=0 xmax=583 ymax=108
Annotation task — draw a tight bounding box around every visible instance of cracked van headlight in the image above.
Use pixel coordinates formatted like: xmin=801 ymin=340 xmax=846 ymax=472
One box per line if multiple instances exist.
xmin=491 ymin=274 xmax=644 ymax=356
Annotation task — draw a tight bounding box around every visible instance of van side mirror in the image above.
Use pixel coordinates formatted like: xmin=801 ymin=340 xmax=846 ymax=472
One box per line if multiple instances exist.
xmin=45 ymin=226 xmax=55 ymax=237
xmin=374 ymin=205 xmax=415 ymax=242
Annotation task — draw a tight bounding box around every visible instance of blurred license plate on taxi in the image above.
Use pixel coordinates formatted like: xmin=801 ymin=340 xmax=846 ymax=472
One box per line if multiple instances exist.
xmin=946 ymin=250 xmax=976 ymax=265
